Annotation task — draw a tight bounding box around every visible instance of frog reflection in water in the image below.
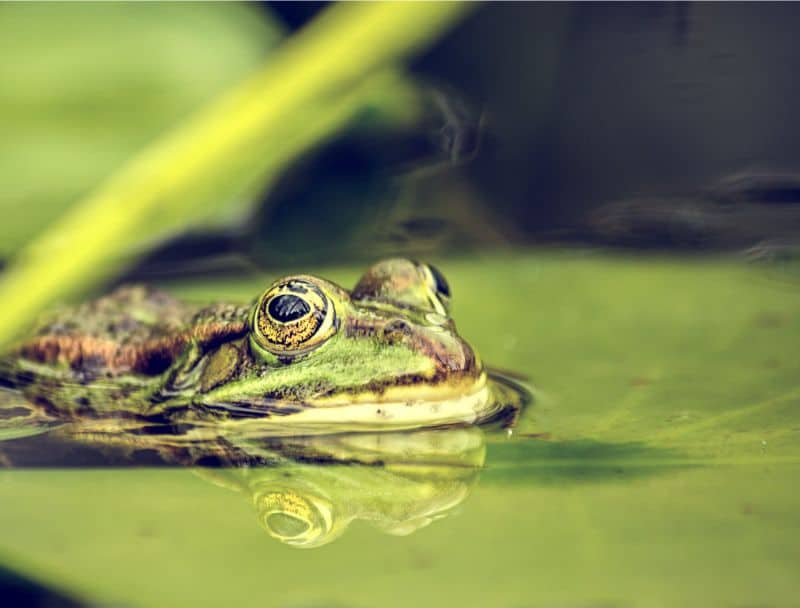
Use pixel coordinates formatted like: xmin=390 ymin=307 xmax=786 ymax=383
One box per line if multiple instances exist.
xmin=4 ymin=259 xmax=521 ymax=433
xmin=0 ymin=259 xmax=528 ymax=547
xmin=0 ymin=415 xmax=487 ymax=548
xmin=198 ymin=428 xmax=486 ymax=548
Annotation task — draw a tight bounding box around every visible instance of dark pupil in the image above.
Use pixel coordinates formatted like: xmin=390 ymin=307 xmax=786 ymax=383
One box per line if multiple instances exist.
xmin=268 ymin=295 xmax=310 ymax=322
xmin=428 ymin=264 xmax=450 ymax=297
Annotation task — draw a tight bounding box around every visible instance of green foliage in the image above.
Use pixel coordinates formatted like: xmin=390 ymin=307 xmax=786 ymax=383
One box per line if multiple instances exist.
xmin=0 ymin=3 xmax=283 ymax=256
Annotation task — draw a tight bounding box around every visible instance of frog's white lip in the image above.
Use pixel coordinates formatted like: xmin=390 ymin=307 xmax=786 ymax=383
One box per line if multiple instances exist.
xmin=202 ymin=373 xmax=503 ymax=436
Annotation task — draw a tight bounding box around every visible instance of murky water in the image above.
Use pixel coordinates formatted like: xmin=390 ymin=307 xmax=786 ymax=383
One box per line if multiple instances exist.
xmin=1 ymin=252 xmax=799 ymax=607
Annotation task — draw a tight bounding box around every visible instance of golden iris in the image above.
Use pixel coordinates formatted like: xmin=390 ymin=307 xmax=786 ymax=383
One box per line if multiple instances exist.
xmin=251 ymin=279 xmax=336 ymax=355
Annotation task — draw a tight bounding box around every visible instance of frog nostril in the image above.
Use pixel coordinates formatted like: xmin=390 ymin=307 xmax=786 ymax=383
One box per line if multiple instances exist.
xmin=382 ymin=320 xmax=412 ymax=344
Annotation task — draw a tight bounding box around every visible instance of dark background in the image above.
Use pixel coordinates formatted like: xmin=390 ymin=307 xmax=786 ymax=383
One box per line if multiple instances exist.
xmin=271 ymin=2 xmax=800 ymax=228
xmin=136 ymin=2 xmax=800 ymax=274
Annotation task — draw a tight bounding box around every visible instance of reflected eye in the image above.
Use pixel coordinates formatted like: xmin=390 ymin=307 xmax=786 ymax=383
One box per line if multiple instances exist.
xmin=251 ymin=279 xmax=337 ymax=356
xmin=257 ymin=490 xmax=334 ymax=548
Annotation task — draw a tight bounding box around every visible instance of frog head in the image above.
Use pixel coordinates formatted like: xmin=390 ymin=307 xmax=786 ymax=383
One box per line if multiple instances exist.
xmin=197 ymin=259 xmax=495 ymax=432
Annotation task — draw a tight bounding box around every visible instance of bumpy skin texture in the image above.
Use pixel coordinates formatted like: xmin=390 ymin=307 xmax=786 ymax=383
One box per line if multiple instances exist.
xmin=4 ymin=260 xmax=482 ymax=421
xmin=18 ymin=286 xmax=249 ymax=376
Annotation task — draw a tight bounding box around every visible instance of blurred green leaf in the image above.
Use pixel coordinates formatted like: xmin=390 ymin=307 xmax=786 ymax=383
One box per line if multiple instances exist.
xmin=0 ymin=2 xmax=283 ymax=256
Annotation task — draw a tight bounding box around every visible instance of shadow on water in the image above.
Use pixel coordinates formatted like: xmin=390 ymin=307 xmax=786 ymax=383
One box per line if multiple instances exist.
xmin=482 ymin=436 xmax=695 ymax=485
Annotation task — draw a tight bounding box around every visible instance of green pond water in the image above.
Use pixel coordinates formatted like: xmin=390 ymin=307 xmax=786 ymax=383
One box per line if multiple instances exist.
xmin=1 ymin=251 xmax=799 ymax=607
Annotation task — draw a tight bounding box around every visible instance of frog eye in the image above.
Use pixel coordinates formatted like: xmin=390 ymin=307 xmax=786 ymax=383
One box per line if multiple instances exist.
xmin=424 ymin=263 xmax=450 ymax=299
xmin=419 ymin=262 xmax=451 ymax=313
xmin=351 ymin=258 xmax=452 ymax=314
xmin=251 ymin=279 xmax=337 ymax=356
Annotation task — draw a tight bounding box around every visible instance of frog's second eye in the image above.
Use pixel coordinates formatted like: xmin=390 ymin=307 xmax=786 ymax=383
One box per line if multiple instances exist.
xmin=251 ymin=279 xmax=337 ymax=356
xmin=425 ymin=263 xmax=451 ymax=300
xmin=419 ymin=263 xmax=451 ymax=313
xmin=351 ymin=258 xmax=452 ymax=315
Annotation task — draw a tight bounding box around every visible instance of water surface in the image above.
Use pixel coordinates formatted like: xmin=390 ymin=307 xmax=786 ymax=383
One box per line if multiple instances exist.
xmin=1 ymin=251 xmax=799 ymax=607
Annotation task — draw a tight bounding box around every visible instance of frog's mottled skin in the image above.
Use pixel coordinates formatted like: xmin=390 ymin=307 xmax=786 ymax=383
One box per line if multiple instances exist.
xmin=17 ymin=286 xmax=249 ymax=378
xmin=2 ymin=259 xmax=503 ymax=434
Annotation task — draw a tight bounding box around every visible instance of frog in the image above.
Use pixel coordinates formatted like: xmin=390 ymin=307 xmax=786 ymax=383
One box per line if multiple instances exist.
xmin=0 ymin=258 xmax=527 ymax=437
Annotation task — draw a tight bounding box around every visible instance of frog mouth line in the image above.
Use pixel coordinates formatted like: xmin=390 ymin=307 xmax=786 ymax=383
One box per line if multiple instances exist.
xmin=193 ymin=373 xmax=501 ymax=435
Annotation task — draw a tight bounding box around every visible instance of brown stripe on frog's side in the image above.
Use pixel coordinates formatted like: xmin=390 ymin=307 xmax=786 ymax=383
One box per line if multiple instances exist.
xmin=189 ymin=303 xmax=250 ymax=347
xmin=18 ymin=334 xmax=188 ymax=376
xmin=17 ymin=304 xmax=250 ymax=377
